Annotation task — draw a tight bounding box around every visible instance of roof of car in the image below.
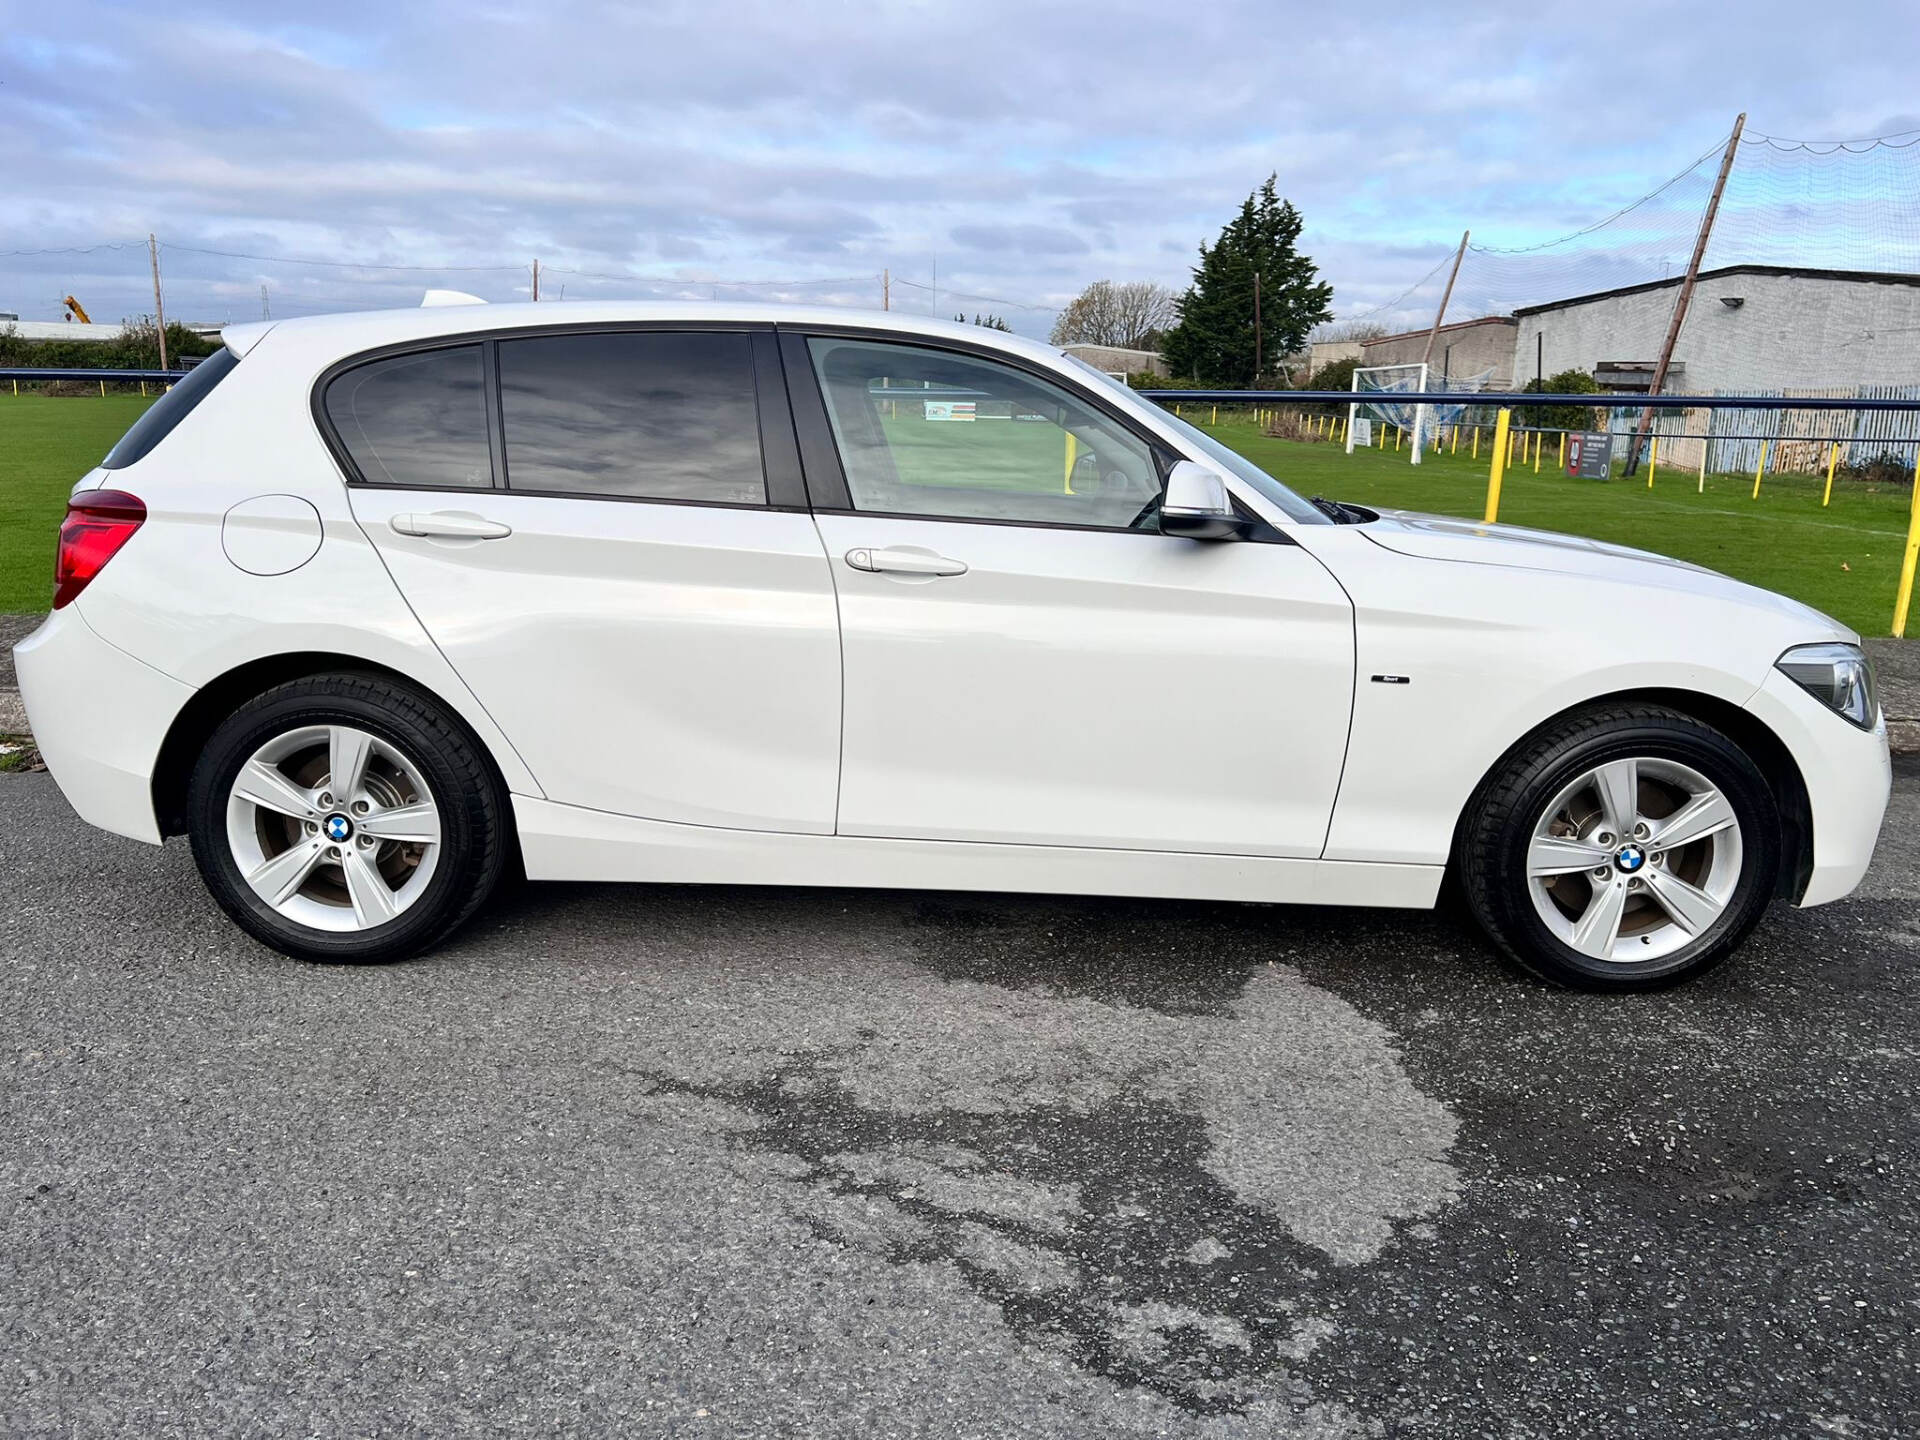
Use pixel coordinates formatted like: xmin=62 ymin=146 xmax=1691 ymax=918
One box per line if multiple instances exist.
xmin=222 ymin=300 xmax=1063 ymax=367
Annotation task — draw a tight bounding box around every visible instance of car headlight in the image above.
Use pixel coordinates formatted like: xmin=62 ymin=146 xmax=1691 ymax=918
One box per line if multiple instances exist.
xmin=1776 ymin=642 xmax=1880 ymax=730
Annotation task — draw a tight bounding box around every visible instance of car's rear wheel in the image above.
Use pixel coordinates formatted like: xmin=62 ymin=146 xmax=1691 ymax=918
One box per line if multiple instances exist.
xmin=1459 ymin=704 xmax=1781 ymax=990
xmin=187 ymin=673 xmax=507 ymax=963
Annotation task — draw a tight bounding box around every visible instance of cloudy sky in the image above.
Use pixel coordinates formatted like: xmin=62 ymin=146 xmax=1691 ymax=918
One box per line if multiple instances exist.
xmin=3 ymin=0 xmax=1917 ymax=337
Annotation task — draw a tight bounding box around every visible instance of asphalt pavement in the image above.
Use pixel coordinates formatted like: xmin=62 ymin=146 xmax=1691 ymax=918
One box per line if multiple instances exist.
xmin=2 ymin=761 xmax=1917 ymax=1437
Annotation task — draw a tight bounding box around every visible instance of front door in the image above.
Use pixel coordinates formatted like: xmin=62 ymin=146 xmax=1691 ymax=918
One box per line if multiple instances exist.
xmin=331 ymin=327 xmax=842 ymax=833
xmin=793 ymin=332 xmax=1355 ymax=857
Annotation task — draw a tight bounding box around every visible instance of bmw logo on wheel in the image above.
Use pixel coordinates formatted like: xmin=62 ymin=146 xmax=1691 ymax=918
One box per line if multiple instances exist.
xmin=324 ymin=814 xmax=353 ymax=843
xmin=1615 ymin=844 xmax=1646 ymax=873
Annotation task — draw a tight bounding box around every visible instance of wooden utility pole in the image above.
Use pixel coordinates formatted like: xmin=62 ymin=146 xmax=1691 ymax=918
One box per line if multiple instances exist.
xmin=148 ymin=234 xmax=169 ymax=372
xmin=1625 ymin=112 xmax=1745 ymax=475
xmin=882 ymin=268 xmax=890 ymax=310
xmin=1253 ymin=271 xmax=1262 ymax=380
xmin=1419 ymin=230 xmax=1470 ymax=371
xmin=531 ymin=259 xmax=540 ymax=302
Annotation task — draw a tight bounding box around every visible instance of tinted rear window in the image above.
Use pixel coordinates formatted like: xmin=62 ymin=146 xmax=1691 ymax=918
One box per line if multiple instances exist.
xmin=102 ymin=347 xmax=239 ymax=469
xmin=324 ymin=344 xmax=493 ymax=489
xmin=497 ymin=331 xmax=765 ymax=503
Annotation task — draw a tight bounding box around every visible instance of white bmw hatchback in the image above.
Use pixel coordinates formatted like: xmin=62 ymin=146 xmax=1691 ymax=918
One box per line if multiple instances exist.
xmin=15 ymin=302 xmax=1892 ymax=988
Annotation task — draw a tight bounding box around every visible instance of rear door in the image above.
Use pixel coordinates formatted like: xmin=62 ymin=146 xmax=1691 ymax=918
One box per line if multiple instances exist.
xmin=332 ymin=327 xmax=843 ymax=833
xmin=787 ymin=330 xmax=1356 ymax=858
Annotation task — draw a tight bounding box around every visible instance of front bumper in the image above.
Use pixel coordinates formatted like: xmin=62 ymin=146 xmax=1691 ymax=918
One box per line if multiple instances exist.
xmin=1745 ymin=665 xmax=1893 ymax=907
xmin=12 ymin=606 xmax=194 ymax=845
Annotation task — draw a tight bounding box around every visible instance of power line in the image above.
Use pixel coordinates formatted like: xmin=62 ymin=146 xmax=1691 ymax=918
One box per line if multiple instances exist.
xmin=159 ymin=242 xmax=525 ymax=272
xmin=888 ymin=275 xmax=1059 ymax=313
xmin=0 ymin=240 xmax=147 ymax=258
xmin=1469 ymin=135 xmax=1730 ymax=256
xmin=1335 ymin=250 xmax=1456 ymax=322
xmin=540 ymin=267 xmax=876 ymax=288
xmin=1745 ymin=127 xmax=1920 ymax=153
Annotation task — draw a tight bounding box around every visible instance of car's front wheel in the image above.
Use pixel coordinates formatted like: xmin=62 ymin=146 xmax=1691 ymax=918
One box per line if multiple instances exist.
xmin=187 ymin=673 xmax=508 ymax=963
xmin=1459 ymin=704 xmax=1781 ymax=990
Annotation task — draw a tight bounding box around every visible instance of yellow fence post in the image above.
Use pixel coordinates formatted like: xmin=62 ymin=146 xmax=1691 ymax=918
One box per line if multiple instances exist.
xmin=1894 ymin=453 xmax=1920 ymax=638
xmin=1752 ymin=439 xmax=1769 ymax=500
xmin=1823 ymin=442 xmax=1839 ymax=507
xmin=99 ymin=379 xmax=106 ymax=397
xmin=1648 ymin=436 xmax=1659 ymax=489
xmin=1472 ymin=427 xmax=1480 ymax=460
xmin=1558 ymin=432 xmax=1566 ymax=471
xmin=1395 ymin=426 xmax=1402 ymax=452
xmin=1175 ymin=403 xmax=1181 ymax=417
xmin=1484 ymin=409 xmax=1512 ymax=524
xmin=1210 ymin=404 xmax=1217 ymax=425
xmin=1063 ymin=432 xmax=1078 ymax=494
xmin=1533 ymin=431 xmax=1542 ymax=473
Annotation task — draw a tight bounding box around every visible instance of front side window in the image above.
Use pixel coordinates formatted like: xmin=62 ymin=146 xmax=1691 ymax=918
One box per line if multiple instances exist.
xmin=807 ymin=337 xmax=1161 ymax=529
xmin=324 ymin=344 xmax=492 ymax=489
xmin=497 ymin=331 xmax=765 ymax=504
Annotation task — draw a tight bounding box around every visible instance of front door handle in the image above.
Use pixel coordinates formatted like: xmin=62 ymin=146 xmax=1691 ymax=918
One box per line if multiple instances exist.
xmin=391 ymin=512 xmax=513 ymax=540
xmin=845 ymin=547 xmax=968 ymax=577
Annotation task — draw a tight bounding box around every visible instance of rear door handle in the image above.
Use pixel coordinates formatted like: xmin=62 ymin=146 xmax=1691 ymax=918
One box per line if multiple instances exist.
xmin=391 ymin=512 xmax=513 ymax=540
xmin=845 ymin=547 xmax=968 ymax=577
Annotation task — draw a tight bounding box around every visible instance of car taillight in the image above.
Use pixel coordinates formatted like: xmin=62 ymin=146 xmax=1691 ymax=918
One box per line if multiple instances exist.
xmin=53 ymin=489 xmax=146 ymax=610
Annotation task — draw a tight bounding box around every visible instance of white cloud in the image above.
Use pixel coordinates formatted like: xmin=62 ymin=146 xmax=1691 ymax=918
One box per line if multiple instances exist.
xmin=1 ymin=0 xmax=1908 ymax=335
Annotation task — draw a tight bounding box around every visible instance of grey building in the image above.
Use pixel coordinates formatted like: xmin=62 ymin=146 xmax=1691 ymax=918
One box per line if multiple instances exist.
xmin=1358 ymin=315 xmax=1518 ymax=388
xmin=1509 ymin=265 xmax=1920 ymax=394
xmin=1060 ymin=343 xmax=1166 ymax=378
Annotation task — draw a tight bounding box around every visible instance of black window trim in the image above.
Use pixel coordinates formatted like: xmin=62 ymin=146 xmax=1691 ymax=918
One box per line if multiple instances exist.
xmin=311 ymin=320 xmax=808 ymax=512
xmin=102 ymin=344 xmax=241 ymax=470
xmin=775 ymin=323 xmax=1290 ymax=545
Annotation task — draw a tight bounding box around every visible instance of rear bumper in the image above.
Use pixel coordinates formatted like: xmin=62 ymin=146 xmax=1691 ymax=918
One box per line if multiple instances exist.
xmin=12 ymin=606 xmax=193 ymax=845
xmin=1745 ymin=666 xmax=1893 ymax=907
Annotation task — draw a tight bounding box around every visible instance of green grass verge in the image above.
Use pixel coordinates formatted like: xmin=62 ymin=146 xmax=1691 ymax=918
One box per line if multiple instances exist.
xmin=1193 ymin=419 xmax=1914 ymax=637
xmin=1 ymin=396 xmax=151 ymax=613
xmin=0 ymin=396 xmax=1912 ymax=636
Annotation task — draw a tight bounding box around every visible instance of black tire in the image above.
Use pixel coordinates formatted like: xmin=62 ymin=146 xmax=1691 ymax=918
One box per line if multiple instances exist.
xmin=1458 ymin=703 xmax=1781 ymax=991
xmin=187 ymin=672 xmax=509 ymax=963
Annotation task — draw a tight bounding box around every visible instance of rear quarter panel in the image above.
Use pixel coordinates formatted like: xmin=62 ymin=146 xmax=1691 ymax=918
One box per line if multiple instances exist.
xmin=68 ymin=327 xmax=544 ymax=797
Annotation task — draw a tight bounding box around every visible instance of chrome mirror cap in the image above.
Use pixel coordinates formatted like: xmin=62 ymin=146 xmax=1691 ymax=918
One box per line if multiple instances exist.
xmin=1161 ymin=460 xmax=1246 ymax=540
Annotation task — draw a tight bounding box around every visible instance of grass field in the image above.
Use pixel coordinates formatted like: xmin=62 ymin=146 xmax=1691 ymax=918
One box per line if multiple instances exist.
xmin=1194 ymin=418 xmax=1916 ymax=637
xmin=1 ymin=396 xmax=150 ymax=614
xmin=1 ymin=395 xmax=1915 ymax=635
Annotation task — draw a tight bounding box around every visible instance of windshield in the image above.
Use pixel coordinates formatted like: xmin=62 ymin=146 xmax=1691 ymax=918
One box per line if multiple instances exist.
xmin=1057 ymin=354 xmax=1331 ymax=525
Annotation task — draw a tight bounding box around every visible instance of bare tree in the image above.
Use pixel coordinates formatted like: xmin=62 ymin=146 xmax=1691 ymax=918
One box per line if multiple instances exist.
xmin=1309 ymin=317 xmax=1389 ymax=343
xmin=1049 ymin=280 xmax=1177 ymax=350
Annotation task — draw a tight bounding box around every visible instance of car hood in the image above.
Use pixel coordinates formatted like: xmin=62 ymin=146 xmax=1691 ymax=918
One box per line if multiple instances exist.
xmin=1355 ymin=509 xmax=1855 ymax=638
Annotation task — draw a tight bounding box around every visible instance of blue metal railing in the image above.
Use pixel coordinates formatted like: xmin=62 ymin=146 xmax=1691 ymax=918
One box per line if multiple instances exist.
xmin=1138 ymin=389 xmax=1920 ymax=411
xmin=0 ymin=367 xmax=191 ymax=382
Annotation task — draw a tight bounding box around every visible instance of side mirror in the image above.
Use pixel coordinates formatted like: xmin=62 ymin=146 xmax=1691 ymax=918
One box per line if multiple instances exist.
xmin=1160 ymin=460 xmax=1247 ymax=540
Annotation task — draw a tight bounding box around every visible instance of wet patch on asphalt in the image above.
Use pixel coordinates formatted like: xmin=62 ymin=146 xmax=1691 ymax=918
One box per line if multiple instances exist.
xmin=599 ymin=949 xmax=1459 ymax=1420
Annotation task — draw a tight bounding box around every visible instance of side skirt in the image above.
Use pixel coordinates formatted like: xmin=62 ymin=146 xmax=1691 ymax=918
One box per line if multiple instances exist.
xmin=512 ymin=797 xmax=1444 ymax=908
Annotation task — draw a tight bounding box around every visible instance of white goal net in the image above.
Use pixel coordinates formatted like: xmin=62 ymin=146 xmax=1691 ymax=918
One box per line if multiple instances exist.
xmin=1347 ymin=362 xmax=1496 ymax=463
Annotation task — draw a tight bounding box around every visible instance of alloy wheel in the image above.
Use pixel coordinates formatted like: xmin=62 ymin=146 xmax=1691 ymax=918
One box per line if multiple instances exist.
xmin=1525 ymin=756 xmax=1744 ymax=964
xmin=224 ymin=724 xmax=442 ymax=933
